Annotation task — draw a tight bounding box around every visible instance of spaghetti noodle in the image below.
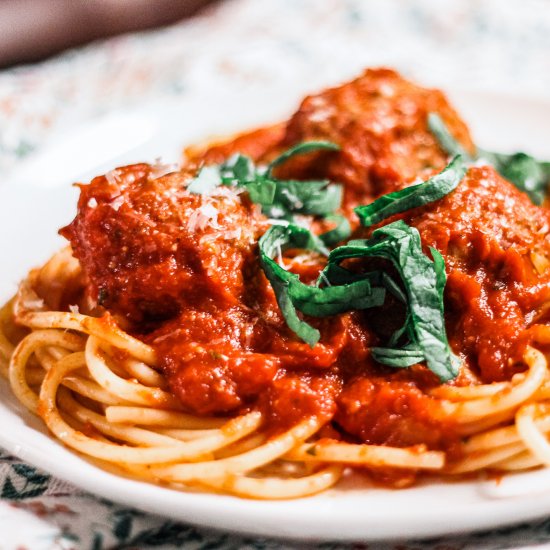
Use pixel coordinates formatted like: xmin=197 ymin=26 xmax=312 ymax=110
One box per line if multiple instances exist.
xmin=2 ymin=68 xmax=550 ymax=499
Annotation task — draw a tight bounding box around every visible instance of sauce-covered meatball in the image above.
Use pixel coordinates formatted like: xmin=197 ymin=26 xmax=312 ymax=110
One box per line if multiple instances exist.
xmin=280 ymin=68 xmax=475 ymax=210
xmin=61 ymin=164 xmax=266 ymax=324
xmin=354 ymin=165 xmax=550 ymax=382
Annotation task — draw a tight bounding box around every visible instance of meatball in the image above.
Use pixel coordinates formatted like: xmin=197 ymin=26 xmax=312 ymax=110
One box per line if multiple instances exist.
xmin=279 ymin=68 xmax=475 ymax=210
xmin=355 ymin=166 xmax=550 ymax=382
xmin=61 ymin=163 xmax=266 ymax=324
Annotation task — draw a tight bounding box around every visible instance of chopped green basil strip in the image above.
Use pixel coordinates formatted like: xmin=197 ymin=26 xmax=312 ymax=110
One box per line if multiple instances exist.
xmin=242 ymin=180 xmax=277 ymax=206
xmin=320 ymin=220 xmax=457 ymax=381
xmin=371 ymin=344 xmax=425 ymax=368
xmin=478 ymin=150 xmax=549 ymax=205
xmin=354 ymin=156 xmax=467 ymax=227
xmin=427 ymin=113 xmax=473 ymax=161
xmin=220 ymin=153 xmax=256 ymax=182
xmin=266 ymin=141 xmax=340 ymax=176
xmin=292 ymin=281 xmax=386 ymax=318
xmin=188 ymin=142 xmax=345 ymax=221
xmin=319 ymin=214 xmax=352 ymax=247
xmin=265 ymin=180 xmax=343 ymax=218
xmin=259 ymin=224 xmax=385 ymax=347
xmin=261 ymin=222 xmax=329 ymax=258
xmin=264 ymin=270 xmax=321 ymax=347
xmin=428 ymin=112 xmax=550 ymax=205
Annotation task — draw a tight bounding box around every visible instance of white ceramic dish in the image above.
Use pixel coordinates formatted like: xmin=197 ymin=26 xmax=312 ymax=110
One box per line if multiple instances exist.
xmin=1 ymin=88 xmax=550 ymax=542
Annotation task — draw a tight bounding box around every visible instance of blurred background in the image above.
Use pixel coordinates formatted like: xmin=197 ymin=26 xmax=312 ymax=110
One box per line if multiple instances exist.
xmin=1 ymin=0 xmax=549 ymax=176
xmin=0 ymin=0 xmax=216 ymax=68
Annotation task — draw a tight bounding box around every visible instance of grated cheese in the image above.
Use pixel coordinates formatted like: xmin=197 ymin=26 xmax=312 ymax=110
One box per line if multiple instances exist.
xmin=187 ymin=201 xmax=220 ymax=233
xmin=109 ymin=196 xmax=125 ymax=211
xmin=105 ymin=169 xmax=121 ymax=185
xmin=151 ymin=158 xmax=179 ymax=178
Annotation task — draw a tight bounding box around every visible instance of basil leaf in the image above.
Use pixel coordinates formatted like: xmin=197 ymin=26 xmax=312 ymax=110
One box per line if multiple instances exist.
xmin=319 ymin=214 xmax=351 ymax=247
xmin=266 ymin=141 xmax=340 ymax=176
xmin=259 ymin=224 xmax=385 ymax=347
xmin=371 ymin=344 xmax=425 ymax=368
xmin=354 ymin=156 xmax=467 ymax=227
xmin=478 ymin=150 xmax=548 ymax=205
xmin=262 ymin=258 xmax=321 ymax=347
xmin=320 ymin=220 xmax=457 ymax=381
xmin=380 ymin=271 xmax=407 ymax=304
xmin=427 ymin=113 xmax=473 ymax=161
xmin=242 ymin=180 xmax=277 ymax=206
xmin=316 ymin=263 xmax=397 ymax=301
xmin=265 ymin=180 xmax=343 ymax=218
xmin=188 ymin=142 xmax=345 ymax=221
xmin=220 ymin=153 xmax=256 ymax=183
xmin=428 ymin=112 xmax=550 ymax=205
xmin=260 ymin=222 xmax=329 ymax=258
xmin=291 ymin=280 xmax=385 ymax=318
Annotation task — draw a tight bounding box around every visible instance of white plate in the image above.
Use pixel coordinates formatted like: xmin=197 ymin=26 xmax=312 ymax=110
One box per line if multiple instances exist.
xmin=1 ymin=88 xmax=550 ymax=542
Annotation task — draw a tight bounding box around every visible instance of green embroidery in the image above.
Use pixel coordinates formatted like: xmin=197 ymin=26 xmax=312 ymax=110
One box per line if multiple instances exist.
xmin=110 ymin=520 xmax=213 ymax=548
xmin=91 ymin=532 xmax=104 ymax=550
xmin=113 ymin=509 xmax=137 ymax=541
xmin=1 ymin=463 xmax=50 ymax=500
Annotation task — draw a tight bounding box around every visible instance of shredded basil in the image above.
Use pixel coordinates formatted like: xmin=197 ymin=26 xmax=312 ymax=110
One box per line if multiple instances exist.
xmin=190 ymin=141 xmax=461 ymax=381
xmin=259 ymin=224 xmax=386 ymax=347
xmin=260 ymin=219 xmax=457 ymax=381
xmin=428 ymin=112 xmax=550 ymax=205
xmin=187 ymin=142 xmax=351 ymax=243
xmin=220 ymin=153 xmax=256 ymax=182
xmin=265 ymin=141 xmax=340 ymax=176
xmin=319 ymin=214 xmax=352 ymax=247
xmin=427 ymin=113 xmax=473 ymax=161
xmin=319 ymin=221 xmax=457 ymax=381
xmin=355 ymin=155 xmax=467 ymax=227
xmin=263 ymin=179 xmax=343 ymax=219
xmin=371 ymin=344 xmax=425 ymax=368
xmin=188 ymin=143 xmax=342 ymax=217
xmin=258 ymin=160 xmax=463 ymax=381
xmin=478 ymin=151 xmax=550 ymax=206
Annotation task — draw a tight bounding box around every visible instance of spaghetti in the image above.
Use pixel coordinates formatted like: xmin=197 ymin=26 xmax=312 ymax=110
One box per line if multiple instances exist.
xmin=2 ymin=68 xmax=550 ymax=500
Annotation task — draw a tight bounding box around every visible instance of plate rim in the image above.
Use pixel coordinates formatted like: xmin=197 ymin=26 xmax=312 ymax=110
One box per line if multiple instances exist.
xmin=1 ymin=88 xmax=550 ymax=542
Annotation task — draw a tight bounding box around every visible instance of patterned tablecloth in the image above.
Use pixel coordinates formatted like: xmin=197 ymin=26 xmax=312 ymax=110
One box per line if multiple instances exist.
xmin=1 ymin=1 xmax=550 ymax=548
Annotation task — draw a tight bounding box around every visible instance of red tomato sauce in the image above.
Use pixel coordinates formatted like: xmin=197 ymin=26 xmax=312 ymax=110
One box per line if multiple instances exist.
xmin=60 ymin=69 xmax=550 ymax=455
